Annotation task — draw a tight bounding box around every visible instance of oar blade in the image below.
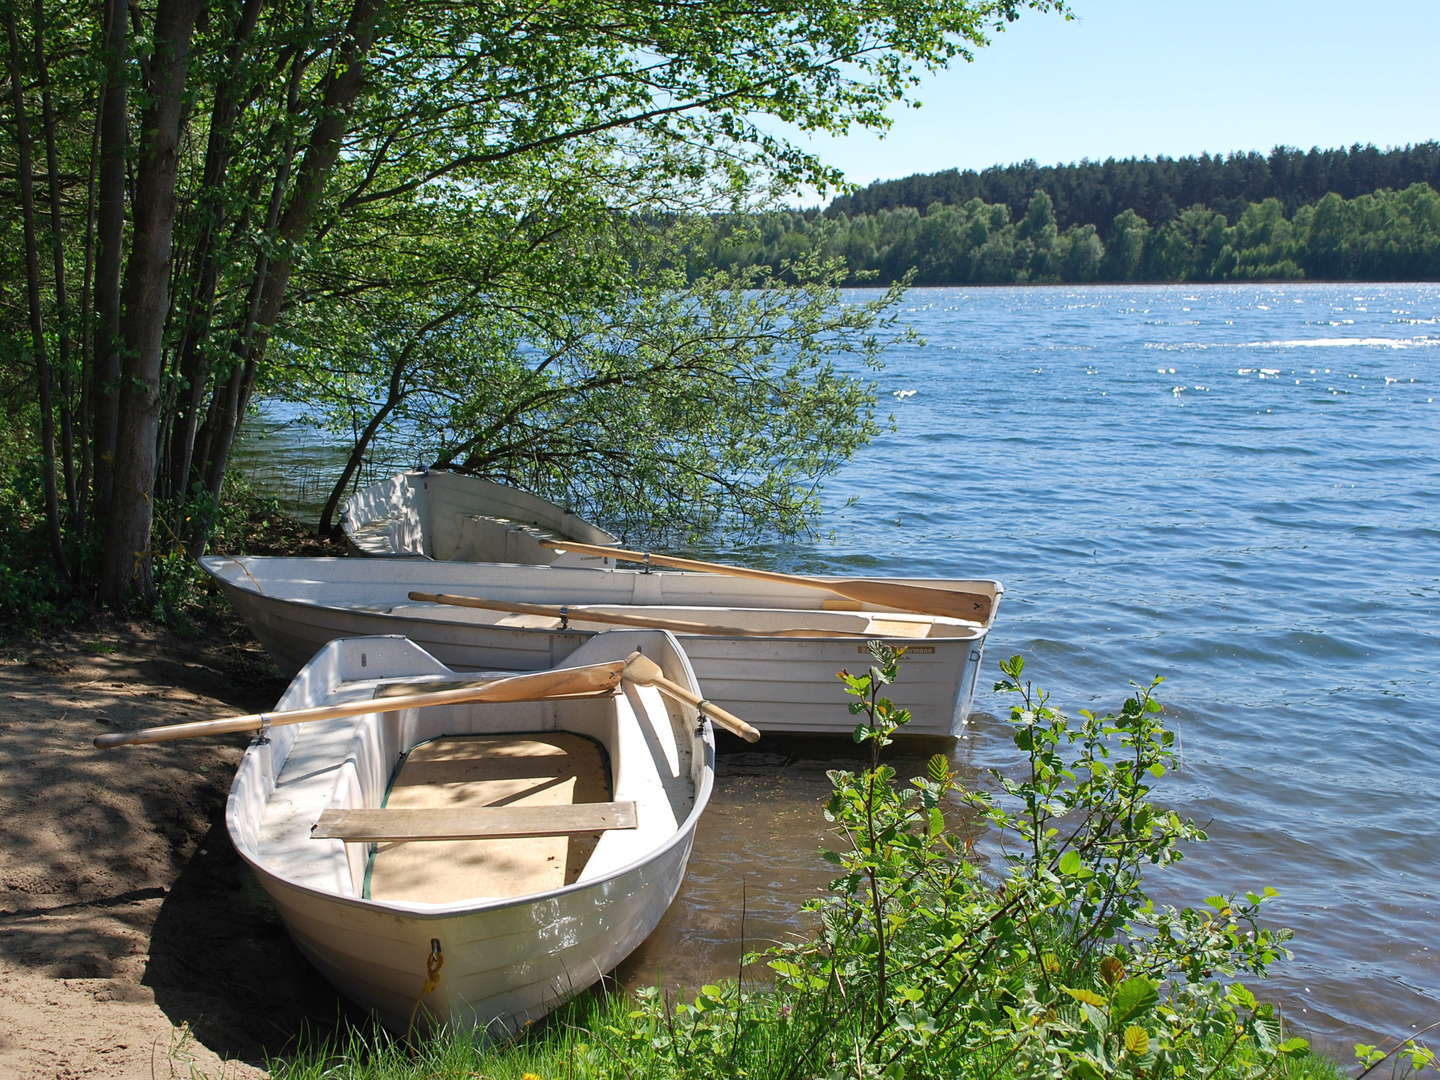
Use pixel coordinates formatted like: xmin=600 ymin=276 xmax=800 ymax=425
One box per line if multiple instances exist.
xmin=539 ymin=540 xmax=993 ymax=622
xmin=823 ymin=578 xmax=993 ymax=622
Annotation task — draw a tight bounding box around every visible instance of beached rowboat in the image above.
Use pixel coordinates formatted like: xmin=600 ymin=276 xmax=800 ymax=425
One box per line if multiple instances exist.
xmin=224 ymin=630 xmax=714 ymax=1034
xmin=342 ymin=469 xmax=617 ymax=565
xmin=201 ymin=555 xmax=1004 ymax=737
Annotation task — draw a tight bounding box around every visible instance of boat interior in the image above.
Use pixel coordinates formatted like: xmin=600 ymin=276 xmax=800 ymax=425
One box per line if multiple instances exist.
xmin=342 ymin=470 xmax=617 ymax=564
xmin=363 ymin=731 xmax=616 ymax=904
xmin=228 ymin=633 xmax=706 ymax=910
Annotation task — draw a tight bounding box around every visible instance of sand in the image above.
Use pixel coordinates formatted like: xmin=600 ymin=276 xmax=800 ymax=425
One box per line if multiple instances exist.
xmin=0 ymin=619 xmax=349 ymax=1080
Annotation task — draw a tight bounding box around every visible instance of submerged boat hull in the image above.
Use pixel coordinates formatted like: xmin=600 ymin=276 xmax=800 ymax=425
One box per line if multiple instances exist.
xmin=204 ymin=556 xmax=1002 ymax=737
xmin=226 ymin=631 xmax=712 ymax=1034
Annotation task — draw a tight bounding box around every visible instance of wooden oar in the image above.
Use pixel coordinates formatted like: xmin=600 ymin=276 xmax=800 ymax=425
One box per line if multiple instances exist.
xmin=536 ymin=539 xmax=993 ymax=622
xmin=622 ymin=653 xmax=760 ymax=743
xmin=406 ymin=591 xmax=874 ymax=638
xmin=377 ymin=662 xmax=760 ymax=742
xmin=93 ymin=656 xmax=633 ymax=749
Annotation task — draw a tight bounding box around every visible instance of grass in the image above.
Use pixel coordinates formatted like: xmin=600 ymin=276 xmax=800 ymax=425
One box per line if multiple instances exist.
xmin=266 ymin=988 xmax=1351 ymax=1080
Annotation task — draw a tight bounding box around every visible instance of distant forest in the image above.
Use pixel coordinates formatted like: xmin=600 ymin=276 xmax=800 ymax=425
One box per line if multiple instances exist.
xmin=688 ymin=143 xmax=1440 ymax=284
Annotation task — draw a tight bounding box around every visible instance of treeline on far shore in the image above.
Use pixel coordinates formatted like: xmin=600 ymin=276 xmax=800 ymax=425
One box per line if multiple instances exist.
xmin=828 ymin=142 xmax=1440 ymax=227
xmin=687 ymin=182 xmax=1440 ymax=285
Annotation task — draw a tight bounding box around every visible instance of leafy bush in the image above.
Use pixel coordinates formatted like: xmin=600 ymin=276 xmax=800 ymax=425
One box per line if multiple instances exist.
xmin=630 ymin=646 xmax=1311 ymax=1079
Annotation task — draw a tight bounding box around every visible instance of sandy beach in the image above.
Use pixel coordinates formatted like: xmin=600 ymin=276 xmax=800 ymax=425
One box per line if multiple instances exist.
xmin=0 ymin=618 xmax=350 ymax=1079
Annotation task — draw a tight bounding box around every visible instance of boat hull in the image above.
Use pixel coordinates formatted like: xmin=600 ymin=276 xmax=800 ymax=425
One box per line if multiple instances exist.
xmin=247 ymin=825 xmax=693 ymax=1033
xmin=205 ymin=556 xmax=1002 ymax=738
xmin=226 ymin=631 xmax=712 ymax=1034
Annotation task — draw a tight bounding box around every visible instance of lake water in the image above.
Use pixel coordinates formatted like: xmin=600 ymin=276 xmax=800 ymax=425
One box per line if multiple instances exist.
xmin=241 ymin=283 xmax=1440 ymax=1058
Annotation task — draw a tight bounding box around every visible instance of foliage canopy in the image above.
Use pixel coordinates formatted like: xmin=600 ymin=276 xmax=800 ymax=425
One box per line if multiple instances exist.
xmin=0 ymin=0 xmax=1066 ymax=605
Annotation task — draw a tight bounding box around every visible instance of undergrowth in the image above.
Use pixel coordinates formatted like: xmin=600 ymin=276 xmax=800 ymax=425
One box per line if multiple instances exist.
xmin=0 ymin=467 xmax=340 ymax=636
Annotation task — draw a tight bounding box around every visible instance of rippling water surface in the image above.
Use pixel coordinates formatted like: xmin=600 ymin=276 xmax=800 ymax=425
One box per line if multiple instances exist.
xmin=620 ymin=283 xmax=1440 ymax=1057
xmin=244 ymin=282 xmax=1439 ymax=1056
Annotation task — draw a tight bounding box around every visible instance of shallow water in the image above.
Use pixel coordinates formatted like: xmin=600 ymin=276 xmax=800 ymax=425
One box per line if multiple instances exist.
xmin=244 ymin=282 xmax=1440 ymax=1057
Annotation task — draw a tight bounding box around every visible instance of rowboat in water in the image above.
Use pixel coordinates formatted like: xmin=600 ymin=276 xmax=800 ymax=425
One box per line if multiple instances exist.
xmin=342 ymin=469 xmax=617 ymax=565
xmin=200 ymin=555 xmax=1004 ymax=737
xmin=223 ymin=629 xmax=715 ymax=1034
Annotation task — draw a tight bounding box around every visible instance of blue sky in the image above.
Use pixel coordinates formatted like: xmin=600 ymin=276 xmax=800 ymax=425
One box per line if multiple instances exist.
xmin=784 ymin=0 xmax=1437 ymax=202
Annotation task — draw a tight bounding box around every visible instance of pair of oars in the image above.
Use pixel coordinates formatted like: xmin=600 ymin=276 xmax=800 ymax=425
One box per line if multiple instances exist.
xmin=93 ymin=651 xmax=759 ymax=748
xmin=407 ymin=590 xmax=873 ymax=638
xmin=539 ymin=539 xmax=993 ymax=623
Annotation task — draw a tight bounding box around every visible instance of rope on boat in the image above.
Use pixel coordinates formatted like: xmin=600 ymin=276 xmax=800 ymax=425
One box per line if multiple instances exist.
xmin=406 ymin=937 xmax=444 ymax=1036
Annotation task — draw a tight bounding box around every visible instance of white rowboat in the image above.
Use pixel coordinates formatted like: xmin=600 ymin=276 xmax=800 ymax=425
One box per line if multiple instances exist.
xmin=226 ymin=630 xmax=713 ymax=1034
xmin=341 ymin=469 xmax=617 ymax=565
xmin=201 ymin=555 xmax=1004 ymax=737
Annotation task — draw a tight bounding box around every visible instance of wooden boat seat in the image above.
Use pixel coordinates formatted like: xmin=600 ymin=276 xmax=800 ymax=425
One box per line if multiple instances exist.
xmin=311 ymin=800 xmax=636 ymax=842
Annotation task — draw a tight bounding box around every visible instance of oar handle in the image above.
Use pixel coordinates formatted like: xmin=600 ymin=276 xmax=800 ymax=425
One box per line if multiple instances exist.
xmin=622 ymin=654 xmax=760 ymax=743
xmin=94 ymin=657 xmax=631 ymax=749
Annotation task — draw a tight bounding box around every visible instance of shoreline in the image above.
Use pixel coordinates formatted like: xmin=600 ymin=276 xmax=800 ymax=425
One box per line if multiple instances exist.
xmin=0 ymin=615 xmax=355 ymax=1079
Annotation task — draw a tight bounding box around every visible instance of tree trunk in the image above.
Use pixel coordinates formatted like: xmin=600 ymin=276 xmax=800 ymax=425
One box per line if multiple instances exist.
xmin=234 ymin=0 xmax=381 ymax=371
xmin=164 ymin=0 xmax=266 ymax=508
xmin=4 ymin=7 xmax=68 ymax=578
xmin=195 ymin=0 xmax=380 ymax=537
xmin=100 ymin=0 xmax=202 ymax=605
xmin=76 ymin=81 xmax=102 ymax=519
xmin=31 ymin=0 xmax=78 ymax=522
xmin=317 ymin=385 xmax=405 ymax=539
xmin=90 ymin=0 xmax=127 ymax=526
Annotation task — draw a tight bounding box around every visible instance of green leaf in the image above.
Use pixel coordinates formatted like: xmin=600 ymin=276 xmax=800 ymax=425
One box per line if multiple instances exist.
xmin=927 ymin=806 xmax=945 ymax=839
xmin=1123 ymin=1026 xmax=1150 ymax=1055
xmin=1062 ymin=987 xmax=1107 ymax=1008
xmin=1111 ymin=977 xmax=1159 ymax=1024
xmin=1227 ymin=983 xmax=1258 ymax=1009
xmin=1058 ymin=850 xmax=1083 ymax=876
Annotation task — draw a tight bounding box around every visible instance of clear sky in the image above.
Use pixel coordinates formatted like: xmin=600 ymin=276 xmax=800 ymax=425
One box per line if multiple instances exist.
xmin=784 ymin=0 xmax=1438 ymax=204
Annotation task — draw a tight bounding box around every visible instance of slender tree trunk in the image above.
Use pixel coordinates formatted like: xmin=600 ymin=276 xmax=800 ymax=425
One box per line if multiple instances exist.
xmin=77 ymin=83 xmax=102 ymax=520
xmin=5 ymin=8 xmax=68 ymax=578
xmin=100 ymin=0 xmax=202 ymax=605
xmin=91 ymin=0 xmax=127 ymax=525
xmin=166 ymin=0 xmax=266 ymax=508
xmin=318 ymin=376 xmax=408 ymax=538
xmin=193 ymin=20 xmax=309 ymax=514
xmin=316 ymin=289 xmax=483 ymax=535
xmin=31 ymin=0 xmax=78 ymax=522
xmin=243 ymin=0 xmax=379 ymax=352
xmin=196 ymin=0 xmax=380 ymax=538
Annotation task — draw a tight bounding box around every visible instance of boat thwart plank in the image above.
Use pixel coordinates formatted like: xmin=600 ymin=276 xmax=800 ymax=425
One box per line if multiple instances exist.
xmin=311 ymin=801 xmax=638 ymax=842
